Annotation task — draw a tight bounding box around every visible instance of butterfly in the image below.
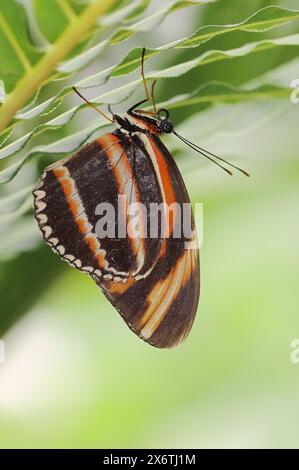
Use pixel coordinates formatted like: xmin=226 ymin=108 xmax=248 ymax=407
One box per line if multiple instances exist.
xmin=33 ymin=49 xmax=248 ymax=348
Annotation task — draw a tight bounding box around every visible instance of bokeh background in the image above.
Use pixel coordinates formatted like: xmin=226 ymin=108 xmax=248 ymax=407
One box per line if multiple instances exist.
xmin=0 ymin=0 xmax=299 ymax=448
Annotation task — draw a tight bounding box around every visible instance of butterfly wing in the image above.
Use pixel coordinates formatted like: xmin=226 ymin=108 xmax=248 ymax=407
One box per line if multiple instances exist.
xmin=99 ymin=134 xmax=200 ymax=348
xmin=33 ymin=132 xmax=163 ymax=281
xmin=33 ymin=131 xmax=200 ymax=348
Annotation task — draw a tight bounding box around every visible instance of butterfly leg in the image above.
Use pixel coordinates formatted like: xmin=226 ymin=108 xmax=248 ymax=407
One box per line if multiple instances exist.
xmin=128 ymin=49 xmax=157 ymax=116
xmin=73 ymin=87 xmax=114 ymax=123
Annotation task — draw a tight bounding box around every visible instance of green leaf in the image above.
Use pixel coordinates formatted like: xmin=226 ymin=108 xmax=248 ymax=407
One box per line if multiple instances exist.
xmin=0 ymin=0 xmax=207 ymax=134
xmin=0 ymin=194 xmax=32 ymax=226
xmin=0 ymin=0 xmax=159 ymax=133
xmin=0 ymin=122 xmax=110 ymax=183
xmin=0 ymin=1 xmax=298 ymax=252
xmin=120 ymin=0 xmax=151 ymax=23
xmin=150 ymin=34 xmax=299 ymax=78
xmin=0 ymin=80 xmax=290 ymax=184
xmin=0 ymin=128 xmax=13 ymax=148
xmin=160 ymin=81 xmax=290 ymax=109
xmin=33 ymin=0 xmax=74 ymax=44
xmin=0 ymin=0 xmax=41 ymax=93
xmin=0 ymin=184 xmax=34 ymax=213
xmin=110 ymin=0 xmax=211 ymax=44
xmin=0 ymin=217 xmax=40 ymax=262
xmin=178 ymin=5 xmax=299 ymax=48
xmin=0 ymin=243 xmax=65 ymax=335
xmin=9 ymin=4 xmax=297 ymax=127
xmin=0 ymin=32 xmax=297 ymax=172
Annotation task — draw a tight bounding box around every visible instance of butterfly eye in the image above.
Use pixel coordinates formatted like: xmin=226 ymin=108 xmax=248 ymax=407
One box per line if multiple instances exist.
xmin=157 ymin=108 xmax=169 ymax=120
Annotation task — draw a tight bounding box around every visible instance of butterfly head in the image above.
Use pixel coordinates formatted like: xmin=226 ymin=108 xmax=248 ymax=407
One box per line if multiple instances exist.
xmin=157 ymin=108 xmax=173 ymax=134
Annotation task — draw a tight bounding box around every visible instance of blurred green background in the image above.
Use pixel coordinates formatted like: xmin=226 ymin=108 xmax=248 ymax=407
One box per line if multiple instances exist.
xmin=0 ymin=0 xmax=299 ymax=449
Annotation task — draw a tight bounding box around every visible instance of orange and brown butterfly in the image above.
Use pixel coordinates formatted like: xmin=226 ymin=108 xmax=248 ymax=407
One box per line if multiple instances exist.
xmin=33 ymin=49 xmax=248 ymax=348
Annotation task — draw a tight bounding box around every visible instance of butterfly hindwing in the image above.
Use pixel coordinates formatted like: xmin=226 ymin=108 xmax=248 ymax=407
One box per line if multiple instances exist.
xmin=98 ymin=134 xmax=200 ymax=348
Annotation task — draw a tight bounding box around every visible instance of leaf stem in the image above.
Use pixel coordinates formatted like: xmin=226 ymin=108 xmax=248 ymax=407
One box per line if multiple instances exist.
xmin=0 ymin=0 xmax=115 ymax=133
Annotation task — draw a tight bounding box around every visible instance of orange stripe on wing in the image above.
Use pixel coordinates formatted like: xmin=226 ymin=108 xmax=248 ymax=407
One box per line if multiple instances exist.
xmin=68 ymin=197 xmax=82 ymax=218
xmin=149 ymin=137 xmax=177 ymax=237
xmin=137 ymin=258 xmax=175 ymax=330
xmin=138 ymin=134 xmax=177 ymax=238
xmin=139 ymin=249 xmax=194 ymax=339
xmin=148 ymin=138 xmax=176 ymax=207
xmin=53 ymin=165 xmax=108 ymax=271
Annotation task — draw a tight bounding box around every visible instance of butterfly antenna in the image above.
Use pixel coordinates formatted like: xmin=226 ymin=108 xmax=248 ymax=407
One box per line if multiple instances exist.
xmin=141 ymin=47 xmax=150 ymax=101
xmin=173 ymin=131 xmax=250 ymax=177
xmin=72 ymin=87 xmax=114 ymax=123
xmin=151 ymin=79 xmax=158 ymax=115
